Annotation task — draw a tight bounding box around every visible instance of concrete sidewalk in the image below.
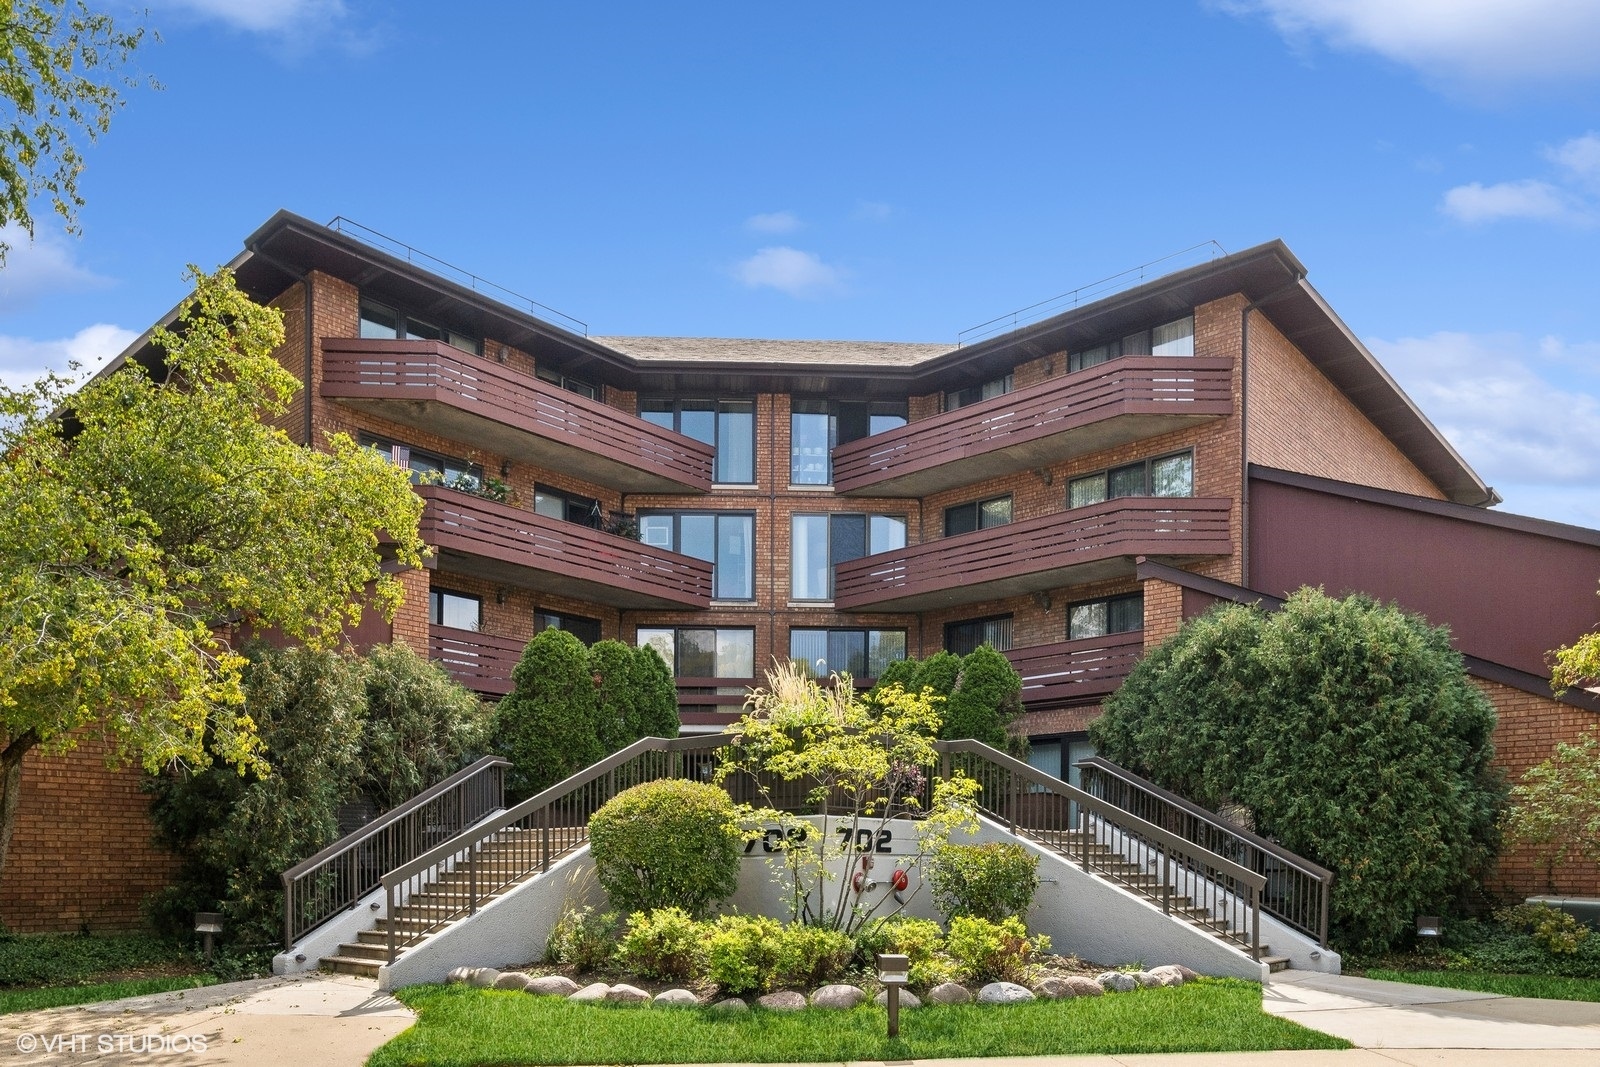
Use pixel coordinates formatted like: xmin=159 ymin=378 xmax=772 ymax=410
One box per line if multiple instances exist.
xmin=0 ymin=973 xmax=411 ymax=1065
xmin=0 ymin=970 xmax=1597 ymax=1066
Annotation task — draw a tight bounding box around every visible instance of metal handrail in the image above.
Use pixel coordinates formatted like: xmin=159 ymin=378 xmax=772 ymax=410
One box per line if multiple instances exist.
xmin=1077 ymin=755 xmax=1331 ymax=947
xmin=280 ymin=756 xmax=510 ymax=948
xmin=376 ymin=733 xmax=1268 ymax=966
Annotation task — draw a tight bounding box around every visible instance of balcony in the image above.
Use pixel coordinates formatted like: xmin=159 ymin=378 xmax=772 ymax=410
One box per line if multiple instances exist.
xmin=321 ymin=337 xmax=714 ymax=494
xmin=832 ymin=357 xmax=1232 ymax=497
xmin=430 ymin=626 xmax=521 ymax=697
xmin=1005 ymin=630 xmax=1144 ymax=708
xmin=833 ymin=496 xmax=1232 ymax=612
xmin=419 ymin=486 xmax=713 ymax=610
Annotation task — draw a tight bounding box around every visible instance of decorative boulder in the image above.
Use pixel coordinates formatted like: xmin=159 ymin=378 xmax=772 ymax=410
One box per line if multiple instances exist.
xmin=758 ymin=990 xmax=808 ymax=1011
xmin=1031 ymin=977 xmax=1073 ymax=999
xmin=446 ymin=967 xmax=473 ymax=985
xmin=811 ymin=984 xmax=868 ymax=1009
xmin=493 ymin=971 xmax=533 ymax=991
xmin=1096 ymin=971 xmax=1138 ymax=993
xmin=874 ymin=989 xmax=922 ymax=1009
xmin=569 ymin=982 xmax=612 ymax=1002
xmin=1147 ymin=965 xmax=1187 ymax=987
xmin=977 ymin=981 xmax=1036 ymax=1004
xmin=655 ymin=988 xmax=699 ymax=1006
xmin=710 ymin=997 xmax=749 ymax=1012
xmin=1133 ymin=970 xmax=1161 ymax=988
xmin=606 ymin=984 xmax=651 ymax=1003
xmin=1061 ymin=976 xmax=1103 ymax=997
xmin=466 ymin=968 xmax=502 ymax=989
xmin=927 ymin=982 xmax=973 ymax=1005
xmin=1172 ymin=964 xmax=1201 ymax=982
xmin=526 ymin=975 xmax=582 ymax=997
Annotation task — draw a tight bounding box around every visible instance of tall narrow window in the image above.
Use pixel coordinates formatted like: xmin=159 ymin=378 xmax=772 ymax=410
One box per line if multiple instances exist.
xmin=639 ymin=512 xmax=755 ymax=600
xmin=641 ymin=399 xmax=755 ymax=484
xmin=790 ymin=399 xmax=908 ymax=485
xmin=792 ymin=513 xmax=906 ymax=600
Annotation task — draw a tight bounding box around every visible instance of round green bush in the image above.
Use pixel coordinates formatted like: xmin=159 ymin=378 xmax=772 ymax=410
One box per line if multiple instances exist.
xmin=927 ymin=841 xmax=1040 ymax=923
xmin=705 ymin=914 xmax=783 ymax=994
xmin=587 ymin=779 xmax=741 ymax=917
xmin=945 ymin=915 xmax=1049 ymax=984
xmin=774 ymin=924 xmax=854 ymax=987
xmin=617 ymin=907 xmax=706 ymax=980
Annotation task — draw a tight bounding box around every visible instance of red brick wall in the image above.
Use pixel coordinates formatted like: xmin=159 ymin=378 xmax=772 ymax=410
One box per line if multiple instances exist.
xmin=0 ymin=739 xmax=180 ymax=932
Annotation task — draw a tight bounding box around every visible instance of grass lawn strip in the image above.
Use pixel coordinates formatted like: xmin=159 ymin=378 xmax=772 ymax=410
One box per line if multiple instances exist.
xmin=1362 ymin=968 xmax=1600 ymax=1003
xmin=370 ymin=978 xmax=1348 ymax=1067
xmin=0 ymin=974 xmax=218 ymax=1014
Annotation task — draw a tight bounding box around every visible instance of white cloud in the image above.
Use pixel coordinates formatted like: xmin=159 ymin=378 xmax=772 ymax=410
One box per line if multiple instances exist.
xmin=745 ymin=211 xmax=802 ymax=235
xmin=1547 ymin=132 xmax=1600 ymax=191
xmin=1439 ymin=180 xmax=1589 ymax=226
xmin=1368 ymin=330 xmax=1600 ymax=526
xmin=733 ymin=247 xmax=844 ymax=298
xmin=0 ymin=224 xmax=113 ymax=312
xmin=0 ymin=325 xmax=140 ymax=391
xmin=152 ymin=0 xmax=347 ymax=33
xmin=1220 ymin=0 xmax=1600 ymax=93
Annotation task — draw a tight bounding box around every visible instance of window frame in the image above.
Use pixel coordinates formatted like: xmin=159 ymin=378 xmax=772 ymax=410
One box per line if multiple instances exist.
xmin=1067 ymin=449 xmax=1194 ymax=509
xmin=943 ymin=494 xmax=1013 ymax=537
xmin=638 ymin=397 xmax=757 ymax=485
xmin=636 ymin=626 xmax=756 ymax=679
xmin=429 ymin=589 xmax=482 ymax=631
xmin=1066 ymin=592 xmax=1145 ymax=641
xmin=533 ymin=483 xmax=602 ymax=527
xmin=944 ymin=373 xmax=1013 ymax=412
xmin=359 ymin=296 xmax=482 ymax=356
xmin=789 ymin=398 xmax=908 ymax=486
xmin=535 ymin=366 xmax=598 ymax=400
xmin=637 ymin=510 xmax=757 ymax=601
xmin=945 ymin=614 xmax=1014 ymax=656
xmin=788 ymin=627 xmax=907 ymax=681
xmin=534 ymin=609 xmax=602 ymax=646
xmin=1069 ymin=313 xmax=1193 ymax=372
xmin=361 ymin=432 xmax=484 ymax=492
xmin=791 ymin=512 xmax=907 ymax=601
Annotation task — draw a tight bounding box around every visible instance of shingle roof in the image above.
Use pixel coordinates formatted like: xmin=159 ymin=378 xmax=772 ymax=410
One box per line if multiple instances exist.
xmin=591 ymin=336 xmax=953 ymax=368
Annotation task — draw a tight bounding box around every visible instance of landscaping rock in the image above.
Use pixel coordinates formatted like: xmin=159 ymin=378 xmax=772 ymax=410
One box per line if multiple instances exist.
xmin=874 ymin=989 xmax=921 ymax=1009
xmin=1031 ymin=976 xmax=1073 ymax=999
xmin=1061 ymin=976 xmax=1103 ymax=997
xmin=654 ymin=988 xmax=700 ymax=1007
xmin=1133 ymin=970 xmax=1161 ymax=988
xmin=466 ymin=968 xmax=502 ymax=989
xmin=710 ymin=997 xmax=749 ymax=1012
xmin=977 ymin=981 xmax=1035 ymax=1004
xmin=570 ymin=982 xmax=612 ymax=1002
xmin=1172 ymin=964 xmax=1200 ymax=982
xmin=606 ymin=983 xmax=651 ymax=1003
xmin=811 ymin=984 xmax=868 ymax=1009
xmin=927 ymin=982 xmax=972 ymax=1005
xmin=758 ymin=990 xmax=808 ymax=1011
xmin=445 ymin=966 xmax=473 ymax=985
xmin=1096 ymin=971 xmax=1138 ymax=993
xmin=526 ymin=975 xmax=582 ymax=997
xmin=1147 ymin=965 xmax=1187 ymax=987
xmin=492 ymin=971 xmax=534 ymax=992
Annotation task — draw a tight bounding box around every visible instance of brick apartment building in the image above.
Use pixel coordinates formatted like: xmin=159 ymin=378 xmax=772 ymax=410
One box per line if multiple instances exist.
xmin=4 ymin=211 xmax=1597 ymax=931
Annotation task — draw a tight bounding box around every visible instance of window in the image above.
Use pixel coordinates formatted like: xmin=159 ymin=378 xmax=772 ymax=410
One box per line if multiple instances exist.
xmin=1069 ymin=314 xmax=1193 ymax=372
xmin=789 ymin=399 xmax=908 ymax=485
xmin=789 ymin=629 xmax=906 ymax=680
xmin=639 ymin=398 xmax=755 ymax=484
xmin=361 ymin=433 xmax=483 ymax=492
xmin=534 ymin=609 xmax=602 ymax=646
xmin=429 ymin=590 xmax=481 ymax=631
xmin=1068 ymin=593 xmax=1144 ymax=640
xmin=945 ymin=373 xmax=1013 ymax=412
xmin=637 ymin=627 xmax=755 ymax=679
xmin=1068 ymin=451 xmax=1193 ymax=508
xmin=359 ymin=297 xmax=481 ymax=356
xmin=946 ymin=615 xmax=1013 ymax=655
xmin=792 ymin=513 xmax=907 ymax=600
xmin=638 ymin=512 xmax=755 ymax=600
xmin=535 ymin=366 xmax=598 ymax=400
xmin=534 ymin=484 xmax=601 ymax=527
xmin=1028 ymin=736 xmax=1097 ymax=813
xmin=944 ymin=495 xmax=1012 ymax=537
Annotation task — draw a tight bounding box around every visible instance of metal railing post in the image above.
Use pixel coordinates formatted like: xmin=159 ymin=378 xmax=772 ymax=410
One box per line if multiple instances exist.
xmin=386 ymin=884 xmax=397 ymax=963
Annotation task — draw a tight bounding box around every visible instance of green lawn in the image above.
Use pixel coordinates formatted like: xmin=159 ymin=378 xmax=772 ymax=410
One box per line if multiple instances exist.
xmin=1364 ymin=968 xmax=1600 ymax=1003
xmin=370 ymin=979 xmax=1349 ymax=1067
xmin=0 ymin=975 xmax=218 ymax=1014
xmin=0 ymin=932 xmax=216 ymax=1014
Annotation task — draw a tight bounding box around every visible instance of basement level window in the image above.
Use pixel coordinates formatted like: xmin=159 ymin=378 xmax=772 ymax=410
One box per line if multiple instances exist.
xmin=358 ymin=297 xmax=481 ymax=357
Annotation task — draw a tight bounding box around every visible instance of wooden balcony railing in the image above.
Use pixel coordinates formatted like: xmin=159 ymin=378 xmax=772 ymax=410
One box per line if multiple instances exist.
xmin=418 ymin=486 xmax=713 ymax=610
xmin=321 ymin=337 xmax=714 ymax=494
xmin=429 ymin=626 xmax=524 ymax=697
xmin=832 ymin=357 xmax=1232 ymax=497
xmin=1005 ymin=630 xmax=1144 ymax=708
xmin=834 ymin=496 xmax=1232 ymax=612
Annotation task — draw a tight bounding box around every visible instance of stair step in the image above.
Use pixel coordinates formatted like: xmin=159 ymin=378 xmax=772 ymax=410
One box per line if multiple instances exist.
xmin=321 ymin=955 xmax=382 ymax=977
xmin=331 ymin=941 xmax=389 ymax=961
xmin=1263 ymin=955 xmax=1292 ymax=973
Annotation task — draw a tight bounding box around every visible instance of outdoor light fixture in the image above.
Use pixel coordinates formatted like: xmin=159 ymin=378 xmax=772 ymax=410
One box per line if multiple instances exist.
xmin=877 ymin=953 xmax=909 ymax=1037
xmin=500 ymin=460 xmax=512 ymax=477
xmin=195 ymin=912 xmax=223 ymax=962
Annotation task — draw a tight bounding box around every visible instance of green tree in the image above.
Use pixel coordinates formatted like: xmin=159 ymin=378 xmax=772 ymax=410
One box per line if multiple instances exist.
xmin=589 ymin=639 xmax=639 ymax=753
xmin=1 ymin=0 xmax=155 ymax=260
xmin=1551 ymin=597 xmax=1600 ymax=694
xmin=629 ymin=643 xmax=679 ymax=741
xmin=943 ymin=644 xmax=1024 ymax=751
xmin=0 ymin=268 xmax=425 ymax=881
xmin=1090 ymin=588 xmax=1504 ymax=954
xmin=492 ymin=627 xmax=601 ymax=800
xmin=1504 ymin=728 xmax=1600 ymax=879
xmin=358 ymin=642 xmax=490 ymax=811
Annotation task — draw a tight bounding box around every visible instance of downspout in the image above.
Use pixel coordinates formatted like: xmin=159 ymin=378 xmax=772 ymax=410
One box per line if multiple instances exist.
xmin=1238 ymin=274 xmax=1305 ymax=588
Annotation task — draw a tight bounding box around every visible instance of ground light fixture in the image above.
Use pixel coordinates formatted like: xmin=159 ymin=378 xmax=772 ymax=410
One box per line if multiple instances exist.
xmin=194 ymin=912 xmax=223 ymax=961
xmin=877 ymin=953 xmax=909 ymax=1037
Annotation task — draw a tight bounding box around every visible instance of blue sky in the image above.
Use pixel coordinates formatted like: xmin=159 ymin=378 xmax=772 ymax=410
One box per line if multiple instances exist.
xmin=2 ymin=1 xmax=1598 ymax=528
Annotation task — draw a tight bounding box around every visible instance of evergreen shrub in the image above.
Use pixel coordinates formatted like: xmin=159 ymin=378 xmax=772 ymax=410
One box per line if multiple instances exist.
xmin=587 ymin=779 xmax=740 ymax=917
xmin=927 ymin=841 xmax=1040 ymax=923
